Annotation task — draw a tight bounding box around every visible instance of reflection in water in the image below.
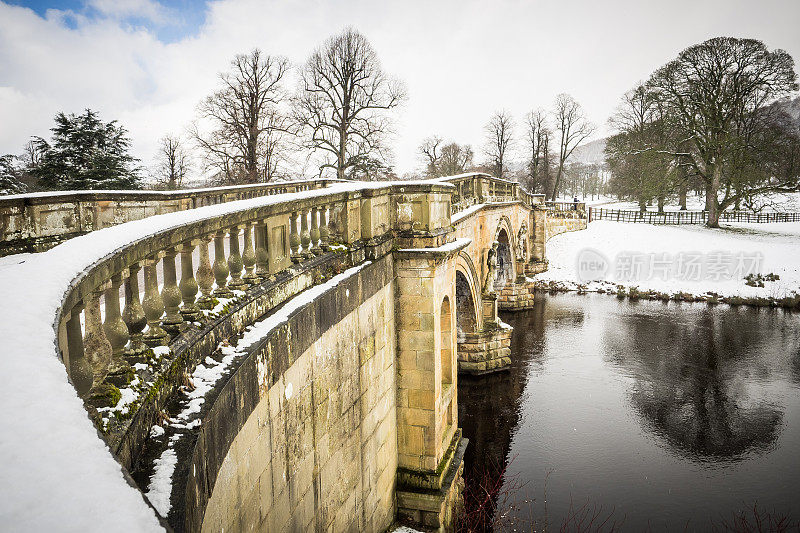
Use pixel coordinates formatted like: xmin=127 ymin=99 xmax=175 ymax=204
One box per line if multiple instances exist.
xmin=605 ymin=307 xmax=784 ymax=461
xmin=458 ymin=293 xmax=800 ymax=531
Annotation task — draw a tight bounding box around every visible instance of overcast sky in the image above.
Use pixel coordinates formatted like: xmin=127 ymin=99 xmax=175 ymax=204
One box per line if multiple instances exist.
xmin=1 ymin=0 xmax=799 ymax=178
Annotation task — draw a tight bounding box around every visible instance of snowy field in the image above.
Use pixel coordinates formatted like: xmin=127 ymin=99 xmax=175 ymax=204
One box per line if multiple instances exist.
xmin=535 ymin=220 xmax=800 ymax=300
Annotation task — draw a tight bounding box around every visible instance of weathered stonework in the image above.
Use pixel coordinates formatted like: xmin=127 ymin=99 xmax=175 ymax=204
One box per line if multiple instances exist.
xmin=545 ymin=215 xmax=587 ymax=240
xmin=396 ymin=432 xmax=467 ymax=530
xmin=195 ymin=256 xmax=398 ymax=533
xmin=393 ymin=238 xmax=466 ymax=531
xmin=496 ymin=281 xmax=536 ymax=310
xmin=457 ymin=326 xmax=512 ymax=375
xmin=0 ymin=180 xmax=331 ymax=256
xmin=41 ymin=173 xmax=594 ymax=533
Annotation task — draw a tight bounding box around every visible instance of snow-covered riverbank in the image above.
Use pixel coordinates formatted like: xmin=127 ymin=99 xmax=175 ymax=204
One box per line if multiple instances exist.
xmin=534 ymin=220 xmax=800 ymax=303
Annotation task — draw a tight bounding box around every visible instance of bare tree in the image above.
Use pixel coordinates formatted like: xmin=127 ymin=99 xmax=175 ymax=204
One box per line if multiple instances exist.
xmin=524 ymin=108 xmax=551 ymax=193
xmin=193 ymin=49 xmax=291 ymax=184
xmin=439 ymin=142 xmax=474 ymax=176
xmin=646 ymin=37 xmax=798 ymax=227
xmin=419 ymin=135 xmax=443 ymax=176
xmin=154 ymin=135 xmax=190 ymax=189
xmin=605 ymin=85 xmax=679 ymax=211
xmin=484 ymin=111 xmax=515 ymax=178
xmin=295 ymin=28 xmax=406 ymax=179
xmin=21 ymin=140 xmax=43 ymax=170
xmin=551 ymin=94 xmax=595 ymax=200
xmin=419 ymin=136 xmax=473 ymax=177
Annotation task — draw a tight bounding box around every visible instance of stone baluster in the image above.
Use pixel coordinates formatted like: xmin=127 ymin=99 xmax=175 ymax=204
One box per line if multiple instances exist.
xmin=179 ymin=242 xmax=202 ymax=321
xmin=142 ymin=259 xmax=168 ymax=346
xmin=161 ymin=248 xmax=184 ymax=335
xmin=329 ymin=202 xmax=345 ymax=244
xmin=310 ymin=206 xmax=322 ymax=255
xmin=213 ymin=231 xmax=233 ymax=298
xmin=66 ymin=304 xmax=92 ymax=396
xmin=104 ymin=274 xmax=132 ymax=386
xmin=242 ymin=223 xmax=258 ymax=284
xmin=289 ymin=211 xmax=301 ymax=263
xmin=196 ymin=235 xmax=215 ymax=309
xmin=123 ymin=263 xmax=147 ymax=355
xmin=255 ymin=220 xmax=269 ymax=280
xmin=319 ymin=204 xmax=330 ymax=251
xmin=227 ymin=226 xmax=247 ymax=290
xmin=300 ymin=207 xmax=312 ymax=258
xmin=84 ymin=290 xmax=114 ymax=406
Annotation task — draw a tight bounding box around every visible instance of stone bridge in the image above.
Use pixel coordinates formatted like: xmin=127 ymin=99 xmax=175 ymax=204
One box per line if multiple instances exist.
xmin=0 ymin=173 xmax=586 ymax=532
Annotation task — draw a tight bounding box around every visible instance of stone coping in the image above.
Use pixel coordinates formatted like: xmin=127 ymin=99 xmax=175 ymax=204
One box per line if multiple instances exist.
xmin=0 ymin=178 xmax=335 ymax=205
xmin=395 ymin=238 xmax=471 ymax=259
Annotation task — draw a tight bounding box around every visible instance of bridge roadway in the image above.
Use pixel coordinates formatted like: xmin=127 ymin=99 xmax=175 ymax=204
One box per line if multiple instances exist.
xmin=0 ymin=173 xmax=586 ymax=532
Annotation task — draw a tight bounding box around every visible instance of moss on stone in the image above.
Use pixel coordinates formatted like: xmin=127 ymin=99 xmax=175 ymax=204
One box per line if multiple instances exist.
xmin=87 ymin=383 xmax=122 ymax=409
xmin=198 ymin=297 xmax=219 ymax=310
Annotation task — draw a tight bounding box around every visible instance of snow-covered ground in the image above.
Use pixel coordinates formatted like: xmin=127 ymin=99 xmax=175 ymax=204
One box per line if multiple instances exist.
xmin=535 ymin=220 xmax=800 ymax=300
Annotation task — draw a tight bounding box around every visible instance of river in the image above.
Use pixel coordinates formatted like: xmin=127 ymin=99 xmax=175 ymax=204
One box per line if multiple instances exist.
xmin=458 ymin=292 xmax=800 ymax=531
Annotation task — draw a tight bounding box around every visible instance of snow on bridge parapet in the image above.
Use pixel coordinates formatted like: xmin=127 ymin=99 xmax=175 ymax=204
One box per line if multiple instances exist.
xmin=0 ymin=178 xmax=333 ymax=256
xmin=0 ymin=172 xmax=551 ymax=531
xmin=0 ymin=178 xmax=464 ymax=531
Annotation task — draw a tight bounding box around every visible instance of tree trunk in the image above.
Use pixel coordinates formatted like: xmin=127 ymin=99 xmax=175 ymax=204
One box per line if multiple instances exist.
xmin=551 ymin=164 xmax=563 ymax=201
xmin=679 ymin=183 xmax=687 ymax=210
xmin=638 ymin=198 xmax=647 ymax=213
xmin=657 ymin=195 xmax=665 ymax=214
xmin=706 ymin=166 xmax=722 ymax=228
xmin=337 ymin=118 xmax=348 ymax=179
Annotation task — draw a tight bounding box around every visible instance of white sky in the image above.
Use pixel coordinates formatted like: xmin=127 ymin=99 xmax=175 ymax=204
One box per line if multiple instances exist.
xmin=1 ymin=0 xmax=799 ymax=178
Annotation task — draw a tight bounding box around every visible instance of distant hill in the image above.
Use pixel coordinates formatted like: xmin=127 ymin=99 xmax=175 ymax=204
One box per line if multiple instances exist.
xmin=568 ymin=138 xmax=607 ymax=165
xmin=774 ymin=94 xmax=800 ymax=121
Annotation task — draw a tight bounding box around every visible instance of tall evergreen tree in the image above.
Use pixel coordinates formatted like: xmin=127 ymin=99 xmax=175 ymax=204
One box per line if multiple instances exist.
xmin=0 ymin=155 xmax=27 ymax=195
xmin=32 ymin=109 xmax=140 ymax=190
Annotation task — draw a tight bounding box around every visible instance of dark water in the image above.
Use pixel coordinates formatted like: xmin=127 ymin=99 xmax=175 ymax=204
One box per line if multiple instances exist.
xmin=458 ymin=293 xmax=800 ymax=531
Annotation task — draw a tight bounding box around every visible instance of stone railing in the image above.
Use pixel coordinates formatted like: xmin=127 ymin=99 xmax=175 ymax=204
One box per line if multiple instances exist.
xmin=437 ymin=173 xmax=544 ymax=214
xmin=55 ymin=183 xmax=376 ymax=404
xmin=518 ymin=188 xmax=546 ymax=207
xmin=51 ymin=178 xmax=453 ymax=438
xmin=0 ymin=178 xmax=332 ymax=256
xmin=544 ymin=200 xmax=587 ymax=219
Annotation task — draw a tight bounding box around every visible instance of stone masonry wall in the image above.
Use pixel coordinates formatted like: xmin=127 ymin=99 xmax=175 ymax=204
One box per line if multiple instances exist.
xmin=189 ymin=256 xmax=397 ymax=533
xmin=545 ymin=216 xmax=587 ymax=241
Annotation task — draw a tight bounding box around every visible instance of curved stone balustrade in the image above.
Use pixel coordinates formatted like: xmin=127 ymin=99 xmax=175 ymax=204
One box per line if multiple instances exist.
xmin=0 ymin=178 xmax=332 ymax=256
xmin=436 ymin=172 xmax=545 ymax=214
xmin=54 ymin=182 xmax=409 ymax=410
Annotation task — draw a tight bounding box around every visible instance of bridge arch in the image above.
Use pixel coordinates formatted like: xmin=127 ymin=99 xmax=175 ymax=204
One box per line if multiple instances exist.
xmin=454 ymin=251 xmax=482 ymax=335
xmin=494 ymin=215 xmax=517 ymax=290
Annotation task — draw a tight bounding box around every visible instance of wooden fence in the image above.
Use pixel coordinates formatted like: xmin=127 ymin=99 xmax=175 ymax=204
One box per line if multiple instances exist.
xmin=588 ymin=207 xmax=800 ymax=224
